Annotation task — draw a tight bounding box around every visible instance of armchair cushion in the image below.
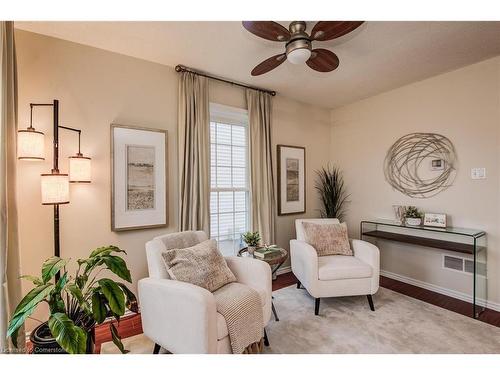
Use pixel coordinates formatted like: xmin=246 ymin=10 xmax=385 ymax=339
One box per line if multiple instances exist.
xmin=162 ymin=239 xmax=236 ymax=292
xmin=318 ymin=255 xmax=373 ymax=281
xmin=302 ymin=221 xmax=353 ymax=256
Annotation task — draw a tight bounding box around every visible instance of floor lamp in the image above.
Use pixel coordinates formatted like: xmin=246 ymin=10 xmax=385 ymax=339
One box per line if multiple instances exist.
xmin=17 ymin=99 xmax=91 ymax=279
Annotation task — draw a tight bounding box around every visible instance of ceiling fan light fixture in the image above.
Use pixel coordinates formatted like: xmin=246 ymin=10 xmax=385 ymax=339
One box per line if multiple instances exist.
xmin=287 ymin=47 xmax=311 ymax=65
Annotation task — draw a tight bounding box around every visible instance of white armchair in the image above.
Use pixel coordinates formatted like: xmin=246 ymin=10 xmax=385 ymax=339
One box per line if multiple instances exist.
xmin=290 ymin=219 xmax=379 ymax=315
xmin=138 ymin=231 xmax=272 ymax=354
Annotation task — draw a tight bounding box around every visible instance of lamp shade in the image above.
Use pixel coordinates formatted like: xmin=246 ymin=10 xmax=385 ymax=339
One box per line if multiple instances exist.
xmin=18 ymin=128 xmax=45 ymax=160
xmin=69 ymin=155 xmax=91 ymax=183
xmin=41 ymin=173 xmax=69 ymax=205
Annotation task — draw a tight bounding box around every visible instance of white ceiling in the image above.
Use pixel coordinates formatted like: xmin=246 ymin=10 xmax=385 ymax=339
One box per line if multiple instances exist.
xmin=15 ymin=21 xmax=500 ymax=109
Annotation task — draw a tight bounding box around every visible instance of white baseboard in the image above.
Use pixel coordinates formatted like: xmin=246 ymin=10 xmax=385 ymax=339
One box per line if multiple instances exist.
xmin=380 ymin=269 xmax=500 ymax=312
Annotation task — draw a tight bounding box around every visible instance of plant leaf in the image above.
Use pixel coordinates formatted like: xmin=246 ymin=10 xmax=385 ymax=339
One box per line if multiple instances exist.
xmin=91 ymin=291 xmax=107 ymax=324
xmin=41 ymin=257 xmax=68 ymax=283
xmin=110 ymin=322 xmax=129 ymax=354
xmin=116 ymin=282 xmax=138 ymax=313
xmin=67 ymin=283 xmax=91 ymax=315
xmin=7 ymin=284 xmax=55 ymax=342
xmin=20 ymin=275 xmax=43 ymax=286
xmin=103 ymin=255 xmax=132 ymax=283
xmin=48 ymin=313 xmax=87 ymax=354
xmin=75 ymin=274 xmax=88 ymax=289
xmin=89 ymin=245 xmax=126 ymax=258
xmin=98 ymin=279 xmax=125 ymax=316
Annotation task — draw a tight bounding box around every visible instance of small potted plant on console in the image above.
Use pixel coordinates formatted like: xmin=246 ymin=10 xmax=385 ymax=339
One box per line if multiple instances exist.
xmin=405 ymin=206 xmax=423 ymax=226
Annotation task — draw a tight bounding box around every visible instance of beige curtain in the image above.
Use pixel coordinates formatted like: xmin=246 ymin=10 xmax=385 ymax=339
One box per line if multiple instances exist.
xmin=178 ymin=72 xmax=210 ymax=234
xmin=0 ymin=21 xmax=24 ymax=352
xmin=246 ymin=89 xmax=276 ymax=244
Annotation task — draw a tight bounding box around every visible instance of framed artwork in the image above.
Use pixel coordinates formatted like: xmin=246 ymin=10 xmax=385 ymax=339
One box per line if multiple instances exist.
xmin=111 ymin=124 xmax=167 ymax=231
xmin=277 ymin=145 xmax=306 ymax=215
xmin=423 ymin=213 xmax=447 ymax=228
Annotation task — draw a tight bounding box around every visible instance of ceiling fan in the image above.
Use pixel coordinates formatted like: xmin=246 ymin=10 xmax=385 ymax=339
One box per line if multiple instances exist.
xmin=242 ymin=21 xmax=364 ymax=76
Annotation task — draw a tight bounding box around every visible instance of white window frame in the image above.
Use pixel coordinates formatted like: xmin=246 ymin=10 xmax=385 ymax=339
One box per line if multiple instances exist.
xmin=209 ymin=103 xmax=251 ymax=255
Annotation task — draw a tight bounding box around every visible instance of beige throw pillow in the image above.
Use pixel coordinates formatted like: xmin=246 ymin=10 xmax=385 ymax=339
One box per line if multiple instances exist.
xmin=302 ymin=222 xmax=353 ymax=256
xmin=161 ymin=239 xmax=236 ymax=292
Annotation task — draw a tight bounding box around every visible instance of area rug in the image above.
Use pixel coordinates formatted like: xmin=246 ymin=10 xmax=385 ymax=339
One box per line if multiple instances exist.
xmin=101 ymin=286 xmax=500 ymax=354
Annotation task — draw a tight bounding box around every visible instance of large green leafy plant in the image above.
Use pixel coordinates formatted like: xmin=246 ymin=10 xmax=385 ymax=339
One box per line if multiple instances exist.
xmin=7 ymin=246 xmax=137 ymax=354
xmin=315 ymin=165 xmax=350 ymax=222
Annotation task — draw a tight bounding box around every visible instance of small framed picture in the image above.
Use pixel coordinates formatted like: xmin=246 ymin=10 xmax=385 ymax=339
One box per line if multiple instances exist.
xmin=430 ymin=159 xmax=445 ymax=171
xmin=424 ymin=213 xmax=447 ymax=228
xmin=111 ymin=124 xmax=168 ymax=231
xmin=277 ymin=145 xmax=306 ymax=215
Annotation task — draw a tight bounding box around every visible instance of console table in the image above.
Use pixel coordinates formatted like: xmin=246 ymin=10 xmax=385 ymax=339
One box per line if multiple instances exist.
xmin=360 ymin=219 xmax=487 ymax=318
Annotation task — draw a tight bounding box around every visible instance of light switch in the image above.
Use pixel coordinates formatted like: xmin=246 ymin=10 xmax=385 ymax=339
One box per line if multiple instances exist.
xmin=471 ymin=168 xmax=486 ymax=179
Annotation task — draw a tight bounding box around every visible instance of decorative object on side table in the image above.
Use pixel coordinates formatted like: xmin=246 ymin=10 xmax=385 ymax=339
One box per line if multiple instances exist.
xmin=384 ymin=132 xmax=457 ymax=198
xmin=277 ymin=145 xmax=306 ymax=215
xmin=238 ymin=246 xmax=288 ymax=321
xmin=404 ymin=206 xmax=423 ymax=226
xmin=254 ymin=244 xmax=281 ymax=259
xmin=242 ymin=231 xmax=261 ymax=255
xmin=7 ymin=246 xmax=137 ymax=354
xmin=111 ymin=124 xmax=168 ymax=231
xmin=424 ymin=213 xmax=447 ymax=228
xmin=392 ymin=205 xmax=406 ymax=225
xmin=315 ymin=164 xmax=350 ymax=221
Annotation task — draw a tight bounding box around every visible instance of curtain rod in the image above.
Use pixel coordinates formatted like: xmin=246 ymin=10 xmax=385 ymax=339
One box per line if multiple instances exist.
xmin=175 ymin=65 xmax=276 ymax=96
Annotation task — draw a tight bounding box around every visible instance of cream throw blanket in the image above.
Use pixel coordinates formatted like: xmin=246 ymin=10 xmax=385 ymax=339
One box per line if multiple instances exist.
xmin=213 ymin=282 xmax=264 ymax=354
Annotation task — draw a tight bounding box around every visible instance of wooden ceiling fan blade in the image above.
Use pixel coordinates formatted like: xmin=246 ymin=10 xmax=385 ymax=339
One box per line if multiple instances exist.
xmin=306 ymin=49 xmax=340 ymax=72
xmin=311 ymin=21 xmax=364 ymax=41
xmin=242 ymin=21 xmax=291 ymax=42
xmin=251 ymin=53 xmax=287 ymax=76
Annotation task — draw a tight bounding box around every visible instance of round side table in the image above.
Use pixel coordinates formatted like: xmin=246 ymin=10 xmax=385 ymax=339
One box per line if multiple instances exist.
xmin=238 ymin=247 xmax=288 ymax=321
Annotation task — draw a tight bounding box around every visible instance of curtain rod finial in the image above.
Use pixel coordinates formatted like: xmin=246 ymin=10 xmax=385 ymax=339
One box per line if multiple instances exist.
xmin=175 ymin=65 xmax=183 ymax=72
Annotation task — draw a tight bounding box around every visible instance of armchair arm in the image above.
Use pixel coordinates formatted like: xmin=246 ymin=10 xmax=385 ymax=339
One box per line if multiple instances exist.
xmin=138 ymin=278 xmax=218 ymax=353
xmin=351 ymin=239 xmax=380 ymax=293
xmin=290 ymin=239 xmax=318 ymax=290
xmin=225 ymin=256 xmax=271 ymax=300
xmin=225 ymin=256 xmax=272 ymax=325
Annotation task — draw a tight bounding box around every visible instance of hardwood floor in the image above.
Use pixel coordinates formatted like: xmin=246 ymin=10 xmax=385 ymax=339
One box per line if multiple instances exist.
xmin=90 ymin=272 xmax=500 ymax=352
xmin=380 ymin=275 xmax=500 ymax=327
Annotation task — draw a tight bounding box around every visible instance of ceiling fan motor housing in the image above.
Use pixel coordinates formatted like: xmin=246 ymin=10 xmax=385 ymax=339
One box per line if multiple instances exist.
xmin=286 ymin=21 xmax=312 ymax=64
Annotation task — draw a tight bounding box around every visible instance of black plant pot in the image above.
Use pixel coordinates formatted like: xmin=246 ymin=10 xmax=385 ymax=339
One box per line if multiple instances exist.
xmin=30 ymin=322 xmax=95 ymax=354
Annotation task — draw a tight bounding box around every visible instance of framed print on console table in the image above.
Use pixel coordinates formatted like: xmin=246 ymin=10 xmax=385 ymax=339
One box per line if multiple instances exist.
xmin=111 ymin=124 xmax=168 ymax=231
xmin=277 ymin=145 xmax=306 ymax=215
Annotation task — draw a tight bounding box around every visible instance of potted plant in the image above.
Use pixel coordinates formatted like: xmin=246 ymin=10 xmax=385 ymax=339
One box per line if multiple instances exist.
xmin=7 ymin=245 xmax=137 ymax=354
xmin=242 ymin=231 xmax=261 ymax=255
xmin=315 ymin=165 xmax=350 ymax=221
xmin=404 ymin=206 xmax=423 ymax=226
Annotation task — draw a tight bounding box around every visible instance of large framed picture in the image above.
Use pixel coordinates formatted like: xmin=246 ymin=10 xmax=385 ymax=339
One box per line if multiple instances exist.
xmin=277 ymin=145 xmax=306 ymax=215
xmin=111 ymin=124 xmax=167 ymax=231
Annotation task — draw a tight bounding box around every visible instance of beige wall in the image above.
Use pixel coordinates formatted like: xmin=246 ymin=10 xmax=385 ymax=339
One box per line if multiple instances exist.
xmin=15 ymin=30 xmax=331 ymax=329
xmin=330 ymin=56 xmax=500 ymax=307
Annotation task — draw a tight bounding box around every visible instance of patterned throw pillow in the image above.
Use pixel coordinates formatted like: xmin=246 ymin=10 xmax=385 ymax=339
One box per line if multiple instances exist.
xmin=302 ymin=222 xmax=353 ymax=256
xmin=161 ymin=239 xmax=236 ymax=292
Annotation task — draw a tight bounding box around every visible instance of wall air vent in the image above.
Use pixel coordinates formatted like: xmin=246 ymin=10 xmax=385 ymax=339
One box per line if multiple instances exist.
xmin=443 ymin=255 xmax=486 ymax=277
xmin=444 ymin=255 xmax=463 ymax=271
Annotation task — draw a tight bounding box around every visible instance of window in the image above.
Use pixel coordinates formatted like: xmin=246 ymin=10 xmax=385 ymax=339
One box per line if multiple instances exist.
xmin=209 ymin=103 xmax=250 ymax=256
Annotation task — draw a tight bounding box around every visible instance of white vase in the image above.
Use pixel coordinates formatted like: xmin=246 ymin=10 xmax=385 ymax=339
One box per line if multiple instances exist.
xmin=406 ymin=217 xmax=422 ymax=226
xmin=248 ymin=246 xmax=256 ymax=255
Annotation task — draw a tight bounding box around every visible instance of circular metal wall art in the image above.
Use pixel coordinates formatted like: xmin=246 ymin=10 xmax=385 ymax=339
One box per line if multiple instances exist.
xmin=384 ymin=133 xmax=457 ymax=198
